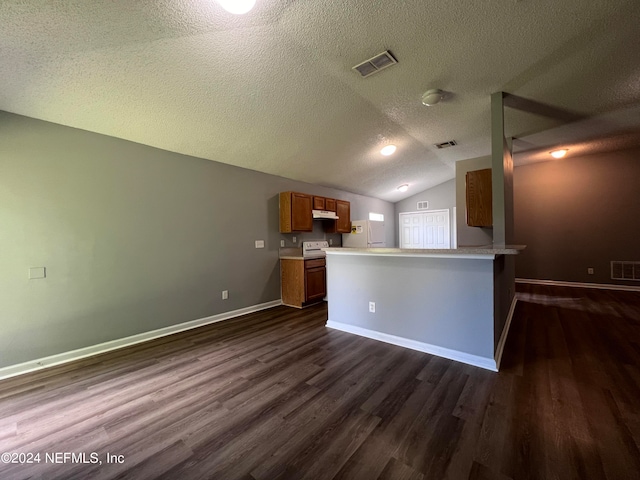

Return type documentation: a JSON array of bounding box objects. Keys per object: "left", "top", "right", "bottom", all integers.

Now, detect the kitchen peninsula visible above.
[{"left": 324, "top": 246, "right": 524, "bottom": 371}]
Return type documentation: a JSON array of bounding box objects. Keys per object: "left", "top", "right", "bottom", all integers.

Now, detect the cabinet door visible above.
[
  {"left": 466, "top": 169, "right": 492, "bottom": 227},
  {"left": 281, "top": 259, "right": 305, "bottom": 307},
  {"left": 305, "top": 266, "right": 326, "bottom": 302},
  {"left": 335, "top": 200, "right": 351, "bottom": 233},
  {"left": 313, "top": 196, "right": 325, "bottom": 210},
  {"left": 291, "top": 193, "right": 313, "bottom": 231},
  {"left": 325, "top": 198, "right": 336, "bottom": 212},
  {"left": 323, "top": 200, "right": 351, "bottom": 234}
]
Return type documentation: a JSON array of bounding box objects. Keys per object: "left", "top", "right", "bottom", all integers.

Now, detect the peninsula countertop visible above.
[
  {"left": 324, "top": 244, "right": 525, "bottom": 371},
  {"left": 323, "top": 245, "right": 525, "bottom": 259}
]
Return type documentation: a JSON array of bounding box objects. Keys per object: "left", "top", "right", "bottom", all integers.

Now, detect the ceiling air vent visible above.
[
  {"left": 417, "top": 201, "right": 429, "bottom": 210},
  {"left": 352, "top": 51, "right": 397, "bottom": 78},
  {"left": 434, "top": 140, "right": 458, "bottom": 149}
]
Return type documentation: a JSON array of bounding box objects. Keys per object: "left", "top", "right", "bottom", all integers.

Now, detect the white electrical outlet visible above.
[
  {"left": 587, "top": 267, "right": 594, "bottom": 275},
  {"left": 292, "top": 236, "right": 297, "bottom": 243},
  {"left": 369, "top": 301, "right": 375, "bottom": 313},
  {"left": 255, "top": 240, "right": 265, "bottom": 248},
  {"left": 222, "top": 290, "right": 228, "bottom": 300},
  {"left": 329, "top": 238, "right": 333, "bottom": 246},
  {"left": 280, "top": 240, "right": 285, "bottom": 247}
]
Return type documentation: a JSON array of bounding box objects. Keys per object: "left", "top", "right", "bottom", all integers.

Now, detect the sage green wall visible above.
[
  {"left": 514, "top": 147, "right": 640, "bottom": 286},
  {"left": 0, "top": 111, "right": 394, "bottom": 368}
]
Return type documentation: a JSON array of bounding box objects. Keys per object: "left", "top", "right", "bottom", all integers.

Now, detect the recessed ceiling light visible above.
[
  {"left": 397, "top": 184, "right": 409, "bottom": 192},
  {"left": 550, "top": 149, "right": 568, "bottom": 158},
  {"left": 380, "top": 145, "right": 397, "bottom": 156},
  {"left": 216, "top": 0, "right": 256, "bottom": 14}
]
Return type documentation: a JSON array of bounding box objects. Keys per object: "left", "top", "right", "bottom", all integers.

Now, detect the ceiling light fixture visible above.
[
  {"left": 397, "top": 184, "right": 409, "bottom": 192},
  {"left": 216, "top": 0, "right": 256, "bottom": 14},
  {"left": 550, "top": 149, "right": 568, "bottom": 158},
  {"left": 421, "top": 89, "right": 444, "bottom": 106},
  {"left": 380, "top": 145, "right": 397, "bottom": 156}
]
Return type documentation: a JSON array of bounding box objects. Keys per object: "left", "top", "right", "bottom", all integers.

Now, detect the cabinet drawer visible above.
[{"left": 304, "top": 258, "right": 326, "bottom": 269}]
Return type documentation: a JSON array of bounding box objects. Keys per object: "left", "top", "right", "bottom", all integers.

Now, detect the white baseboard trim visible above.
[
  {"left": 516, "top": 278, "right": 640, "bottom": 292},
  {"left": 0, "top": 300, "right": 282, "bottom": 381},
  {"left": 326, "top": 320, "right": 497, "bottom": 372},
  {"left": 494, "top": 296, "right": 517, "bottom": 371}
]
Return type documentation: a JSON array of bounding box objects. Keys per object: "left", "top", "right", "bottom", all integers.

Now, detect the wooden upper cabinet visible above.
[
  {"left": 466, "top": 168, "right": 493, "bottom": 227},
  {"left": 280, "top": 192, "right": 313, "bottom": 232},
  {"left": 325, "top": 199, "right": 351, "bottom": 233},
  {"left": 335, "top": 200, "right": 351, "bottom": 233},
  {"left": 325, "top": 198, "right": 336, "bottom": 212},
  {"left": 313, "top": 196, "right": 325, "bottom": 210},
  {"left": 280, "top": 191, "right": 349, "bottom": 233}
]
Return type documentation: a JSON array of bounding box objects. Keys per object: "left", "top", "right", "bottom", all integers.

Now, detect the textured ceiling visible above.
[{"left": 1, "top": 0, "right": 639, "bottom": 201}]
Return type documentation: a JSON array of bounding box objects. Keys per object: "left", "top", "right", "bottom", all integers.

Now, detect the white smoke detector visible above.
[{"left": 422, "top": 89, "right": 444, "bottom": 106}]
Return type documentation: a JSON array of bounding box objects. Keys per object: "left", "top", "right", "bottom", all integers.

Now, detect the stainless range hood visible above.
[{"left": 312, "top": 209, "right": 339, "bottom": 220}]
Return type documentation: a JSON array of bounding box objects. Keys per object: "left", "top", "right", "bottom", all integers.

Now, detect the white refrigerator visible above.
[{"left": 342, "top": 220, "right": 386, "bottom": 248}]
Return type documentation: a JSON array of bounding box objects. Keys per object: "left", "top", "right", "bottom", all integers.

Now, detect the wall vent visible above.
[
  {"left": 434, "top": 140, "right": 458, "bottom": 149},
  {"left": 611, "top": 261, "right": 640, "bottom": 281},
  {"left": 417, "top": 201, "right": 429, "bottom": 210},
  {"left": 352, "top": 51, "right": 397, "bottom": 78}
]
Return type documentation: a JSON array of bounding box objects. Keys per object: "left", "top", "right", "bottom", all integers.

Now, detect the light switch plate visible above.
[
  {"left": 255, "top": 240, "right": 265, "bottom": 248},
  {"left": 280, "top": 240, "right": 285, "bottom": 247},
  {"left": 29, "top": 267, "right": 46, "bottom": 279}
]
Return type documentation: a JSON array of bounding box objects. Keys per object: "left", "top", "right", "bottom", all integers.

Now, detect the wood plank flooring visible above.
[{"left": 0, "top": 284, "right": 639, "bottom": 479}]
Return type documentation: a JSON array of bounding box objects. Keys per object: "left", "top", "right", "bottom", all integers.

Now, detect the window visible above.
[{"left": 369, "top": 212, "right": 384, "bottom": 222}]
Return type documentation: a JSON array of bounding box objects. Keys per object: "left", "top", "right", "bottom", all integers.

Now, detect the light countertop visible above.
[{"left": 323, "top": 245, "right": 525, "bottom": 259}]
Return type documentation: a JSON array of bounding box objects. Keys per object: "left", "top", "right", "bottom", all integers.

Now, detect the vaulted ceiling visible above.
[{"left": 2, "top": 0, "right": 639, "bottom": 201}]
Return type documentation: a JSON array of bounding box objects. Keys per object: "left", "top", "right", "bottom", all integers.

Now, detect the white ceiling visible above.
[{"left": 1, "top": 0, "right": 639, "bottom": 202}]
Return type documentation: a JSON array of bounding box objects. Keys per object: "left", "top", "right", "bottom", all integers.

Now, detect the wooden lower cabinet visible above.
[{"left": 281, "top": 258, "right": 326, "bottom": 308}]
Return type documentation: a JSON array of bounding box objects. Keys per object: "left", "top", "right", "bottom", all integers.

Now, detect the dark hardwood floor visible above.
[{"left": 1, "top": 284, "right": 639, "bottom": 479}]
